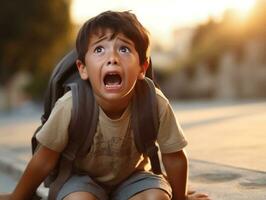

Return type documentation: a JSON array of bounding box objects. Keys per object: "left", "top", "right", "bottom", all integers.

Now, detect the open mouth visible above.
[{"left": 103, "top": 73, "right": 122, "bottom": 88}]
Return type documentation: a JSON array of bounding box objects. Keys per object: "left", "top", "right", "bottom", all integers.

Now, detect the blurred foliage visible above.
[
  {"left": 0, "top": 0, "right": 74, "bottom": 99},
  {"left": 182, "top": 0, "right": 266, "bottom": 74}
]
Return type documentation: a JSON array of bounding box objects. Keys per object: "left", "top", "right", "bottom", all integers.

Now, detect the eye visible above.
[
  {"left": 119, "top": 46, "right": 130, "bottom": 53},
  {"left": 94, "top": 46, "right": 104, "bottom": 54}
]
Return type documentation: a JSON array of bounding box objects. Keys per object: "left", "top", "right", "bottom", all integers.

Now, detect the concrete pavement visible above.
[
  {"left": 172, "top": 100, "right": 266, "bottom": 172},
  {"left": 0, "top": 100, "right": 266, "bottom": 199}
]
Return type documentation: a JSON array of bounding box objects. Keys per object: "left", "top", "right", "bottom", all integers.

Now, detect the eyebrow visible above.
[
  {"left": 90, "top": 36, "right": 108, "bottom": 46},
  {"left": 90, "top": 34, "right": 134, "bottom": 47},
  {"left": 118, "top": 37, "right": 134, "bottom": 46}
]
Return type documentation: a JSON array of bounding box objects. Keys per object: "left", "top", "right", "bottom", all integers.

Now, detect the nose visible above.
[
  {"left": 107, "top": 59, "right": 118, "bottom": 65},
  {"left": 107, "top": 49, "right": 119, "bottom": 65}
]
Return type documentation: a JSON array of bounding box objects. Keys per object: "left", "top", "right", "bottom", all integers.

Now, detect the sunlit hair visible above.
[{"left": 76, "top": 10, "right": 150, "bottom": 65}]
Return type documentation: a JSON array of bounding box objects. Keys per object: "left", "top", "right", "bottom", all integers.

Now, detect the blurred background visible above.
[{"left": 0, "top": 0, "right": 265, "bottom": 109}]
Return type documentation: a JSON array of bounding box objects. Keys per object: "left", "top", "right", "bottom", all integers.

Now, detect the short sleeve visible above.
[
  {"left": 36, "top": 91, "right": 72, "bottom": 152},
  {"left": 156, "top": 89, "right": 188, "bottom": 153}
]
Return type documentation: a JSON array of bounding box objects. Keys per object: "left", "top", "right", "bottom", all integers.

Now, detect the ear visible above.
[
  {"left": 138, "top": 60, "right": 149, "bottom": 80},
  {"left": 76, "top": 59, "right": 89, "bottom": 80}
]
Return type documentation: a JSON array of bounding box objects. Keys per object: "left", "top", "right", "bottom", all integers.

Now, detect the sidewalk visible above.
[{"left": 0, "top": 100, "right": 266, "bottom": 199}]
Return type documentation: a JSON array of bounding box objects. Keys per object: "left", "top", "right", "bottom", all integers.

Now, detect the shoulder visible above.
[
  {"left": 58, "top": 90, "right": 72, "bottom": 103},
  {"left": 55, "top": 91, "right": 73, "bottom": 109},
  {"left": 49, "top": 91, "right": 73, "bottom": 117},
  {"left": 155, "top": 88, "right": 188, "bottom": 152},
  {"left": 155, "top": 88, "right": 169, "bottom": 104}
]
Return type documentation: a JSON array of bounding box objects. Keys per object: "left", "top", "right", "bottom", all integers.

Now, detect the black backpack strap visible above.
[
  {"left": 48, "top": 80, "right": 99, "bottom": 200},
  {"left": 132, "top": 77, "right": 162, "bottom": 174},
  {"left": 31, "top": 50, "right": 78, "bottom": 155},
  {"left": 44, "top": 50, "right": 78, "bottom": 120}
]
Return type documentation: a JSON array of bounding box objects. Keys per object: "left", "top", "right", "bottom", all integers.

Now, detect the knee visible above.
[{"left": 148, "top": 190, "right": 170, "bottom": 200}]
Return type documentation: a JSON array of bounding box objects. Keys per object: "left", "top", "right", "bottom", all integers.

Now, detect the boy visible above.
[{"left": 0, "top": 11, "right": 210, "bottom": 200}]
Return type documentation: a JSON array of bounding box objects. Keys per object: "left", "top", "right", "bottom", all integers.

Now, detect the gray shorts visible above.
[{"left": 56, "top": 171, "right": 172, "bottom": 200}]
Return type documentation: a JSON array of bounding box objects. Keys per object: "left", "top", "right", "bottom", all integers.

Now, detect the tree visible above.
[{"left": 0, "top": 0, "right": 73, "bottom": 99}]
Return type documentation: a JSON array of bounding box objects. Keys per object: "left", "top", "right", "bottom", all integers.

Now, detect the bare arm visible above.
[
  {"left": 162, "top": 150, "right": 188, "bottom": 200},
  {"left": 162, "top": 150, "right": 211, "bottom": 200},
  {"left": 5, "top": 145, "right": 60, "bottom": 200}
]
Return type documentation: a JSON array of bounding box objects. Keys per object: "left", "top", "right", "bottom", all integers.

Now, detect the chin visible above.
[
  {"left": 103, "top": 94, "right": 125, "bottom": 101},
  {"left": 105, "top": 91, "right": 133, "bottom": 102}
]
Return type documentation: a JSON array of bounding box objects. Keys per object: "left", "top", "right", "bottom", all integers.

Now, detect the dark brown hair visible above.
[{"left": 76, "top": 10, "right": 150, "bottom": 65}]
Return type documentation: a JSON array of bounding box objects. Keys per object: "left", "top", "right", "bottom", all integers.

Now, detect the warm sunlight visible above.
[
  {"left": 222, "top": 0, "right": 257, "bottom": 19},
  {"left": 225, "top": 0, "right": 257, "bottom": 13},
  {"left": 71, "top": 0, "right": 256, "bottom": 24},
  {"left": 71, "top": 0, "right": 257, "bottom": 44}
]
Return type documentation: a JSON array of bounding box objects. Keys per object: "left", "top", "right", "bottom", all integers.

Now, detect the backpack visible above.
[{"left": 31, "top": 49, "right": 162, "bottom": 200}]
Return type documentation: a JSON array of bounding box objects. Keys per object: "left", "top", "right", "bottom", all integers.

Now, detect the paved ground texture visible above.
[{"left": 0, "top": 100, "right": 266, "bottom": 199}]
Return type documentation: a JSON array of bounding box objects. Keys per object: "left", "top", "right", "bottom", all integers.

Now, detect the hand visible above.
[
  {"left": 187, "top": 191, "right": 211, "bottom": 200},
  {"left": 0, "top": 193, "right": 11, "bottom": 200}
]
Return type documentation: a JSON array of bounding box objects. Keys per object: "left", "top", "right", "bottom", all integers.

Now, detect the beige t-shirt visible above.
[{"left": 36, "top": 88, "right": 187, "bottom": 186}]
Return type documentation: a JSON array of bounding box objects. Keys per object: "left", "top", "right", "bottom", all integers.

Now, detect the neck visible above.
[
  {"left": 102, "top": 105, "right": 127, "bottom": 119},
  {"left": 95, "top": 95, "right": 133, "bottom": 120}
]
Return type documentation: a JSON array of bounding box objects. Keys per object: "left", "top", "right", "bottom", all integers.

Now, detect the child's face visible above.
[{"left": 77, "top": 29, "right": 147, "bottom": 105}]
